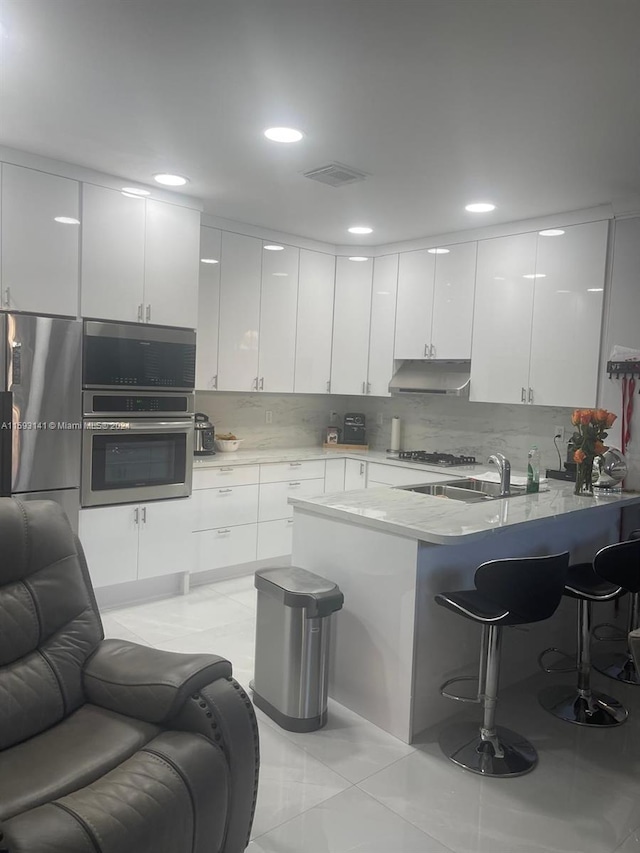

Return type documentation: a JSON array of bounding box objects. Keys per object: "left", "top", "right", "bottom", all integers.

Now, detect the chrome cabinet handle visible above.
[
  {"left": 220, "top": 467, "right": 234, "bottom": 472},
  {"left": 211, "top": 374, "right": 218, "bottom": 390},
  {"left": 218, "top": 488, "right": 233, "bottom": 494},
  {"left": 259, "top": 377, "right": 264, "bottom": 391},
  {"left": 134, "top": 507, "right": 139, "bottom": 525},
  {"left": 137, "top": 304, "right": 143, "bottom": 322},
  {"left": 145, "top": 304, "right": 151, "bottom": 323},
  {"left": 366, "top": 381, "right": 371, "bottom": 394},
  {"left": 359, "top": 462, "right": 365, "bottom": 476},
  {"left": 287, "top": 518, "right": 294, "bottom": 525},
  {"left": 424, "top": 343, "right": 429, "bottom": 357},
  {"left": 521, "top": 387, "right": 527, "bottom": 403},
  {"left": 217, "top": 528, "right": 231, "bottom": 535},
  {"left": 3, "top": 287, "right": 10, "bottom": 307},
  {"left": 430, "top": 344, "right": 436, "bottom": 358},
  {"left": 362, "top": 381, "right": 366, "bottom": 394},
  {"left": 326, "top": 380, "right": 331, "bottom": 392},
  {"left": 141, "top": 506, "right": 147, "bottom": 524},
  {"left": 289, "top": 462, "right": 302, "bottom": 467},
  {"left": 288, "top": 481, "right": 301, "bottom": 487},
  {"left": 528, "top": 387, "right": 534, "bottom": 404},
  {"left": 252, "top": 377, "right": 258, "bottom": 391}
]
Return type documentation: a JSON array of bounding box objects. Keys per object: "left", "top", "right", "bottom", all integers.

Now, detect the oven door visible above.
[{"left": 81, "top": 418, "right": 194, "bottom": 507}]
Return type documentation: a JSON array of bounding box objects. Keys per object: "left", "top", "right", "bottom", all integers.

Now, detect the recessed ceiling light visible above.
[
  {"left": 264, "top": 244, "right": 284, "bottom": 251},
  {"left": 427, "top": 248, "right": 450, "bottom": 255},
  {"left": 153, "top": 173, "right": 189, "bottom": 187},
  {"left": 121, "top": 187, "right": 151, "bottom": 197},
  {"left": 349, "top": 256, "right": 368, "bottom": 262},
  {"left": 200, "top": 258, "right": 219, "bottom": 264},
  {"left": 54, "top": 216, "right": 80, "bottom": 224},
  {"left": 465, "top": 202, "right": 496, "bottom": 213},
  {"left": 264, "top": 127, "right": 304, "bottom": 143},
  {"left": 348, "top": 226, "right": 373, "bottom": 235},
  {"left": 539, "top": 229, "right": 565, "bottom": 237},
  {"left": 556, "top": 290, "right": 571, "bottom": 294},
  {"left": 523, "top": 273, "right": 546, "bottom": 279},
  {"left": 588, "top": 288, "right": 604, "bottom": 292}
]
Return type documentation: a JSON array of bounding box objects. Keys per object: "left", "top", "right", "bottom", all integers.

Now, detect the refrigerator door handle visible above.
[{"left": 0, "top": 391, "right": 13, "bottom": 496}]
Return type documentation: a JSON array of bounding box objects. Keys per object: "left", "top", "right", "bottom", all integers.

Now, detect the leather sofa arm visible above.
[
  {"left": 630, "top": 629, "right": 640, "bottom": 671},
  {"left": 83, "top": 639, "right": 232, "bottom": 724}
]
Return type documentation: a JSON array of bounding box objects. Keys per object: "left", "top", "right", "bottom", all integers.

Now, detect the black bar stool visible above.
[
  {"left": 435, "top": 551, "right": 570, "bottom": 778},
  {"left": 539, "top": 540, "right": 633, "bottom": 727},
  {"left": 592, "top": 531, "right": 640, "bottom": 685}
]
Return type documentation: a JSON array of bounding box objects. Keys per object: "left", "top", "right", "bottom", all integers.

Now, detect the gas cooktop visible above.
[{"left": 389, "top": 450, "right": 478, "bottom": 467}]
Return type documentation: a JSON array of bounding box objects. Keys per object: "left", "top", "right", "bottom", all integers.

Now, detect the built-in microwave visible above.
[
  {"left": 83, "top": 321, "right": 196, "bottom": 392},
  {"left": 81, "top": 392, "right": 194, "bottom": 507}
]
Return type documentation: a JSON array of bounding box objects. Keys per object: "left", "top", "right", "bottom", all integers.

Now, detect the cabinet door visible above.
[
  {"left": 257, "top": 518, "right": 294, "bottom": 561},
  {"left": 192, "top": 484, "right": 259, "bottom": 531},
  {"left": 144, "top": 200, "right": 200, "bottom": 328},
  {"left": 137, "top": 497, "right": 195, "bottom": 580},
  {"left": 258, "top": 243, "right": 299, "bottom": 392},
  {"left": 528, "top": 220, "right": 608, "bottom": 408},
  {"left": 194, "top": 524, "right": 258, "bottom": 574},
  {"left": 344, "top": 458, "right": 367, "bottom": 490},
  {"left": 367, "top": 254, "right": 399, "bottom": 396},
  {"left": 1, "top": 164, "right": 79, "bottom": 316},
  {"left": 78, "top": 505, "right": 139, "bottom": 588},
  {"left": 324, "top": 458, "right": 346, "bottom": 493},
  {"left": 330, "top": 257, "right": 373, "bottom": 395},
  {"left": 217, "top": 232, "right": 262, "bottom": 391},
  {"left": 258, "top": 478, "right": 325, "bottom": 522},
  {"left": 470, "top": 233, "right": 537, "bottom": 404},
  {"left": 431, "top": 242, "right": 477, "bottom": 360},
  {"left": 81, "top": 184, "right": 145, "bottom": 322},
  {"left": 196, "top": 227, "right": 222, "bottom": 390},
  {"left": 394, "top": 250, "right": 435, "bottom": 359},
  {"left": 295, "top": 250, "right": 335, "bottom": 393}
]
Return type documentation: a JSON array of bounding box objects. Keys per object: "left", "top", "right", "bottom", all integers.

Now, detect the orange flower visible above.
[
  {"left": 594, "top": 441, "right": 607, "bottom": 455},
  {"left": 605, "top": 412, "right": 617, "bottom": 428},
  {"left": 571, "top": 410, "right": 581, "bottom": 426},
  {"left": 573, "top": 449, "right": 586, "bottom": 464},
  {"left": 579, "top": 411, "right": 592, "bottom": 425},
  {"left": 594, "top": 409, "right": 608, "bottom": 424}
]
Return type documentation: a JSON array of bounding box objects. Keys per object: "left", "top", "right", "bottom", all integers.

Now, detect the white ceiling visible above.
[{"left": 0, "top": 0, "right": 639, "bottom": 245}]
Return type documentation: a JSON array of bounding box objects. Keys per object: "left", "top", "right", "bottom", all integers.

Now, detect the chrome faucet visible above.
[{"left": 488, "top": 453, "right": 511, "bottom": 497}]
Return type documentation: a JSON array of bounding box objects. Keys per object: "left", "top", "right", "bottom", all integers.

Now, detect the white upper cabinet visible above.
[
  {"left": 195, "top": 227, "right": 221, "bottom": 390},
  {"left": 217, "top": 231, "right": 262, "bottom": 392},
  {"left": 367, "top": 254, "right": 399, "bottom": 396},
  {"left": 143, "top": 200, "right": 200, "bottom": 328},
  {"left": 258, "top": 243, "right": 299, "bottom": 393},
  {"left": 295, "top": 250, "right": 335, "bottom": 394},
  {"left": 1, "top": 164, "right": 79, "bottom": 317},
  {"left": 81, "top": 184, "right": 146, "bottom": 322},
  {"left": 430, "top": 242, "right": 477, "bottom": 360},
  {"left": 394, "top": 250, "right": 435, "bottom": 359},
  {"left": 528, "top": 220, "right": 608, "bottom": 408},
  {"left": 470, "top": 232, "right": 537, "bottom": 404},
  {"left": 330, "top": 257, "right": 373, "bottom": 395}
]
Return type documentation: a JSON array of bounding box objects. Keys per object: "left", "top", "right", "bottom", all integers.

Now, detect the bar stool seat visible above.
[
  {"left": 435, "top": 551, "right": 570, "bottom": 778},
  {"left": 539, "top": 539, "right": 635, "bottom": 727}
]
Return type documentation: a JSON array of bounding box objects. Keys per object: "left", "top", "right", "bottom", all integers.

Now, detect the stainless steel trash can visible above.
[{"left": 252, "top": 566, "right": 344, "bottom": 732}]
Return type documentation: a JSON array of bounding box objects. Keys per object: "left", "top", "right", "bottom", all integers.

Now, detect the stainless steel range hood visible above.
[{"left": 388, "top": 360, "right": 471, "bottom": 395}]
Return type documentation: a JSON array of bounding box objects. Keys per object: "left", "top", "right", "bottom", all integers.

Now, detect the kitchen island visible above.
[{"left": 290, "top": 481, "right": 640, "bottom": 743}]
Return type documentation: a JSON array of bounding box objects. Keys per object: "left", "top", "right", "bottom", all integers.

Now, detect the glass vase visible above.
[{"left": 574, "top": 456, "right": 595, "bottom": 496}]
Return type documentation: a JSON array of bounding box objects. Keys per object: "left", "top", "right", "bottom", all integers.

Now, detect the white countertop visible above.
[
  {"left": 192, "top": 447, "right": 477, "bottom": 477},
  {"left": 289, "top": 481, "right": 640, "bottom": 545}
]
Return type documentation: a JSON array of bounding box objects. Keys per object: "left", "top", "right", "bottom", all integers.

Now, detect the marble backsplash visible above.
[{"left": 196, "top": 390, "right": 581, "bottom": 477}]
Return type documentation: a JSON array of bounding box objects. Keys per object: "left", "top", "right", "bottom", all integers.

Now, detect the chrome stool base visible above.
[
  {"left": 592, "top": 652, "right": 640, "bottom": 685},
  {"left": 539, "top": 684, "right": 628, "bottom": 727},
  {"left": 439, "top": 722, "right": 538, "bottom": 777}
]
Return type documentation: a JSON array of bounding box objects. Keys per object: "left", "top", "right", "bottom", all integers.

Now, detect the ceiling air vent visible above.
[{"left": 302, "top": 163, "right": 368, "bottom": 188}]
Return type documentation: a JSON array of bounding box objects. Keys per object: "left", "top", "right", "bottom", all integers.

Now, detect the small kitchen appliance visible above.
[
  {"left": 343, "top": 413, "right": 366, "bottom": 445},
  {"left": 391, "top": 450, "right": 477, "bottom": 467},
  {"left": 194, "top": 412, "right": 215, "bottom": 456}
]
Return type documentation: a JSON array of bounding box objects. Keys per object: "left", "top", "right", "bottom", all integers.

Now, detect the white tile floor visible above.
[{"left": 104, "top": 575, "right": 640, "bottom": 853}]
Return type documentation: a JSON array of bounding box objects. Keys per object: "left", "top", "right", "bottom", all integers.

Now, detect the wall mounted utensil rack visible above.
[{"left": 607, "top": 360, "right": 640, "bottom": 379}]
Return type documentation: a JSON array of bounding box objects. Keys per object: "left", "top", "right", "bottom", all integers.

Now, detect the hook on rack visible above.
[{"left": 607, "top": 360, "right": 640, "bottom": 381}]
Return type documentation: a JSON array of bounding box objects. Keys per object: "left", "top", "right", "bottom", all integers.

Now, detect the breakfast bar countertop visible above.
[{"left": 289, "top": 481, "right": 640, "bottom": 545}]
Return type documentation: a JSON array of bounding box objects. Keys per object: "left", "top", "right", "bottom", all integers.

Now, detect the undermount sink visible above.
[{"left": 398, "top": 478, "right": 528, "bottom": 502}]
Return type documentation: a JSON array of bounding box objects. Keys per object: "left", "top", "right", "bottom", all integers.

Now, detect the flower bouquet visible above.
[{"left": 570, "top": 408, "right": 617, "bottom": 495}]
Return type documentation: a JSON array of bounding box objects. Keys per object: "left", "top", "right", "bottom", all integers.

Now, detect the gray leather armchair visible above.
[{"left": 0, "top": 499, "right": 259, "bottom": 853}]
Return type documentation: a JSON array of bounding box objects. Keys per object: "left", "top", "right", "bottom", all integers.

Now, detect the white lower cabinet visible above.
[
  {"left": 344, "top": 458, "right": 367, "bottom": 490},
  {"left": 257, "top": 518, "right": 294, "bottom": 561},
  {"left": 195, "top": 524, "right": 259, "bottom": 574},
  {"left": 79, "top": 498, "right": 193, "bottom": 589},
  {"left": 192, "top": 484, "right": 259, "bottom": 531},
  {"left": 258, "top": 478, "right": 325, "bottom": 522},
  {"left": 324, "top": 458, "right": 346, "bottom": 492}
]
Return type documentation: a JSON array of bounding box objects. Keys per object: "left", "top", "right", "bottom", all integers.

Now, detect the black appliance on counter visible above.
[
  {"left": 393, "top": 450, "right": 477, "bottom": 467},
  {"left": 343, "top": 413, "right": 366, "bottom": 445},
  {"left": 194, "top": 412, "right": 215, "bottom": 456}
]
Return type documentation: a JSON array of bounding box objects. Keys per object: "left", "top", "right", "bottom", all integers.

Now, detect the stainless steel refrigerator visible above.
[{"left": 0, "top": 314, "right": 82, "bottom": 530}]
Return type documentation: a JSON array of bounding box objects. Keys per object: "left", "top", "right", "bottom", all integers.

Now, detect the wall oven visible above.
[{"left": 81, "top": 392, "right": 194, "bottom": 507}]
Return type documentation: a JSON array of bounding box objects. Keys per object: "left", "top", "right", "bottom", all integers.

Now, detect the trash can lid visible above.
[{"left": 255, "top": 566, "right": 344, "bottom": 616}]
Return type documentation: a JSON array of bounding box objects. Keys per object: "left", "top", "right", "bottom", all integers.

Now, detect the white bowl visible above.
[{"left": 215, "top": 439, "right": 243, "bottom": 452}]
